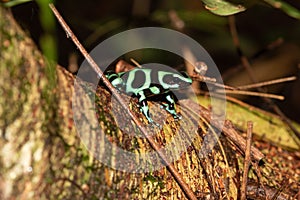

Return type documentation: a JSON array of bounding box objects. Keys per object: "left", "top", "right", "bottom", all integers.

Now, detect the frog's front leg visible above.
[
  {"left": 105, "top": 70, "right": 124, "bottom": 90},
  {"left": 136, "top": 90, "right": 154, "bottom": 124},
  {"left": 161, "top": 92, "right": 182, "bottom": 120}
]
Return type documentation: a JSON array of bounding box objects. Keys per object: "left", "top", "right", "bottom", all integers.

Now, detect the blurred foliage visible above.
[
  {"left": 2, "top": 0, "right": 32, "bottom": 7},
  {"left": 35, "top": 0, "right": 57, "bottom": 61},
  {"left": 2, "top": 0, "right": 57, "bottom": 62},
  {"left": 8, "top": 0, "right": 300, "bottom": 66},
  {"left": 152, "top": 10, "right": 227, "bottom": 32},
  {"left": 201, "top": 0, "right": 300, "bottom": 20},
  {"left": 263, "top": 0, "right": 300, "bottom": 19},
  {"left": 5, "top": 0, "right": 300, "bottom": 65}
]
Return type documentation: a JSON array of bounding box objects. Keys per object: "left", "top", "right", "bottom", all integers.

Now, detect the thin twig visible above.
[
  {"left": 49, "top": 4, "right": 198, "bottom": 200},
  {"left": 228, "top": 15, "right": 300, "bottom": 142},
  {"left": 189, "top": 74, "right": 217, "bottom": 84},
  {"left": 223, "top": 120, "right": 264, "bottom": 161},
  {"left": 130, "top": 58, "right": 142, "bottom": 68},
  {"left": 241, "top": 121, "right": 253, "bottom": 200},
  {"left": 237, "top": 76, "right": 296, "bottom": 90},
  {"left": 217, "top": 89, "right": 285, "bottom": 100},
  {"left": 215, "top": 76, "right": 296, "bottom": 100},
  {"left": 204, "top": 76, "right": 295, "bottom": 99}
]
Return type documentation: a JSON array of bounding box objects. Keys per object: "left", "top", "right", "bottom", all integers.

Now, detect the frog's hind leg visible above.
[
  {"left": 136, "top": 90, "right": 154, "bottom": 124},
  {"left": 161, "top": 92, "right": 182, "bottom": 120}
]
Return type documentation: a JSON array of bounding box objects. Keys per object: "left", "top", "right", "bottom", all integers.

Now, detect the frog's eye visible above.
[{"left": 173, "top": 77, "right": 184, "bottom": 84}]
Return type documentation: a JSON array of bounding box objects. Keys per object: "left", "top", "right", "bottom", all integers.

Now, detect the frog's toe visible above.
[
  {"left": 160, "top": 103, "right": 168, "bottom": 109},
  {"left": 173, "top": 113, "right": 182, "bottom": 120}
]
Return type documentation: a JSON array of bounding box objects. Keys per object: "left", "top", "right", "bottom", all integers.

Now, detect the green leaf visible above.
[
  {"left": 264, "top": 0, "right": 300, "bottom": 20},
  {"left": 201, "top": 0, "right": 246, "bottom": 16}
]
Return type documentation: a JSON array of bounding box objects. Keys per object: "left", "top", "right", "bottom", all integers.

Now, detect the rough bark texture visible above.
[{"left": 0, "top": 6, "right": 299, "bottom": 200}]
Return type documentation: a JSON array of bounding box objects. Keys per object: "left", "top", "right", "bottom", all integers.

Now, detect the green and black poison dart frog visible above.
[{"left": 105, "top": 67, "right": 192, "bottom": 126}]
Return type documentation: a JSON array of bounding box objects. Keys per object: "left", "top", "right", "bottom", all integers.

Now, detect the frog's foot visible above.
[
  {"left": 139, "top": 110, "right": 161, "bottom": 128},
  {"left": 172, "top": 113, "right": 182, "bottom": 120},
  {"left": 160, "top": 103, "right": 170, "bottom": 111},
  {"left": 161, "top": 103, "right": 182, "bottom": 121}
]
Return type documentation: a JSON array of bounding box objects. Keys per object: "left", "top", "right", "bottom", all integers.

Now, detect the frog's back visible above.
[{"left": 119, "top": 68, "right": 153, "bottom": 95}]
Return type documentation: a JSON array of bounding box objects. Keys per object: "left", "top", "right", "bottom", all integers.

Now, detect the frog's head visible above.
[
  {"left": 158, "top": 71, "right": 192, "bottom": 90},
  {"left": 105, "top": 70, "right": 124, "bottom": 88}
]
